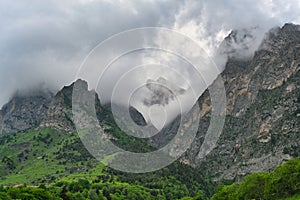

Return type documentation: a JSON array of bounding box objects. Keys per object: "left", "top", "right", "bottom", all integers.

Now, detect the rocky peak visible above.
[
  {"left": 40, "top": 79, "right": 90, "bottom": 133},
  {"left": 0, "top": 79, "right": 93, "bottom": 134},
  {"left": 0, "top": 91, "right": 53, "bottom": 134},
  {"left": 218, "top": 26, "right": 266, "bottom": 61},
  {"left": 281, "top": 23, "right": 300, "bottom": 33}
]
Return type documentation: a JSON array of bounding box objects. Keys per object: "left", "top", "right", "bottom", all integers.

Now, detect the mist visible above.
[{"left": 1, "top": 0, "right": 300, "bottom": 126}]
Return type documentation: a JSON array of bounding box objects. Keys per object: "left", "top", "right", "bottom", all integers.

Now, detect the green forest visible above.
[
  {"left": 0, "top": 158, "right": 300, "bottom": 199},
  {"left": 0, "top": 126, "right": 299, "bottom": 199}
]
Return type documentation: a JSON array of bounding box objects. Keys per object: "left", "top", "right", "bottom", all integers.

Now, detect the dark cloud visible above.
[
  {"left": 0, "top": 0, "right": 182, "bottom": 107},
  {"left": 0, "top": 0, "right": 299, "bottom": 116}
]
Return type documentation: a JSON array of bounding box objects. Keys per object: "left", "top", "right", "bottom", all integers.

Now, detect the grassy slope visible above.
[
  {"left": 0, "top": 128, "right": 213, "bottom": 199},
  {"left": 3, "top": 127, "right": 300, "bottom": 199}
]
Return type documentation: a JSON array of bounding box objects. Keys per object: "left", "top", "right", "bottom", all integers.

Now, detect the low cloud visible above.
[{"left": 0, "top": 0, "right": 300, "bottom": 125}]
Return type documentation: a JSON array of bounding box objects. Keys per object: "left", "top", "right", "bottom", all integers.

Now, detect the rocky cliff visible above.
[
  {"left": 185, "top": 23, "right": 300, "bottom": 181},
  {"left": 0, "top": 91, "right": 52, "bottom": 134},
  {"left": 39, "top": 81, "right": 77, "bottom": 133}
]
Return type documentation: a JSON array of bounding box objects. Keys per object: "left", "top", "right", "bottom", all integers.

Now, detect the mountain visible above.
[
  {"left": 184, "top": 23, "right": 300, "bottom": 180},
  {"left": 0, "top": 81, "right": 214, "bottom": 199},
  {"left": 0, "top": 79, "right": 102, "bottom": 134},
  {"left": 0, "top": 91, "right": 53, "bottom": 134},
  {"left": 0, "top": 23, "right": 299, "bottom": 199},
  {"left": 39, "top": 79, "right": 100, "bottom": 133}
]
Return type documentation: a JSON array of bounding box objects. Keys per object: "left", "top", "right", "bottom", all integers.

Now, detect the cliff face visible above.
[
  {"left": 39, "top": 82, "right": 76, "bottom": 133},
  {"left": 0, "top": 80, "right": 89, "bottom": 134},
  {"left": 39, "top": 79, "right": 106, "bottom": 134},
  {"left": 0, "top": 92, "right": 52, "bottom": 134},
  {"left": 0, "top": 79, "right": 104, "bottom": 134},
  {"left": 185, "top": 23, "right": 300, "bottom": 180}
]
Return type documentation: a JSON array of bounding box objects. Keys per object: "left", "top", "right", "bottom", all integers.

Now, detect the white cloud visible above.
[{"left": 0, "top": 0, "right": 299, "bottom": 112}]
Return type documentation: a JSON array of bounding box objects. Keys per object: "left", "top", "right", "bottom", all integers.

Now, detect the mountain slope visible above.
[{"left": 0, "top": 82, "right": 214, "bottom": 199}]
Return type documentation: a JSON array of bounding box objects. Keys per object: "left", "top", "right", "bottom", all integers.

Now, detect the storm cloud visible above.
[{"left": 0, "top": 0, "right": 299, "bottom": 113}]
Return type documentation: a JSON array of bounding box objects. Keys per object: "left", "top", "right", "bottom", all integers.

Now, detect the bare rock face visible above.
[
  {"left": 39, "top": 82, "right": 75, "bottom": 133},
  {"left": 129, "top": 106, "right": 147, "bottom": 126},
  {"left": 40, "top": 79, "right": 103, "bottom": 133},
  {"left": 0, "top": 92, "right": 52, "bottom": 134},
  {"left": 184, "top": 23, "right": 300, "bottom": 181},
  {"left": 0, "top": 79, "right": 100, "bottom": 134}
]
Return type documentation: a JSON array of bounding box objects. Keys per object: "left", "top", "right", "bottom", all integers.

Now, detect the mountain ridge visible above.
[{"left": 0, "top": 23, "right": 299, "bottom": 182}]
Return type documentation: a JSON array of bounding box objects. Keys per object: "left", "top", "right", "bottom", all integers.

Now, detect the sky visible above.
[{"left": 0, "top": 0, "right": 300, "bottom": 126}]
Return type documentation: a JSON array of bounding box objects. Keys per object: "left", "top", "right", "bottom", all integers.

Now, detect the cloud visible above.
[
  {"left": 172, "top": 0, "right": 300, "bottom": 64},
  {"left": 0, "top": 0, "right": 299, "bottom": 125},
  {"left": 0, "top": 0, "right": 182, "bottom": 107}
]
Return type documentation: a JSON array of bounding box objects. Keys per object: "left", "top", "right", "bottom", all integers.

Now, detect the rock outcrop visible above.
[{"left": 0, "top": 91, "right": 52, "bottom": 134}]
